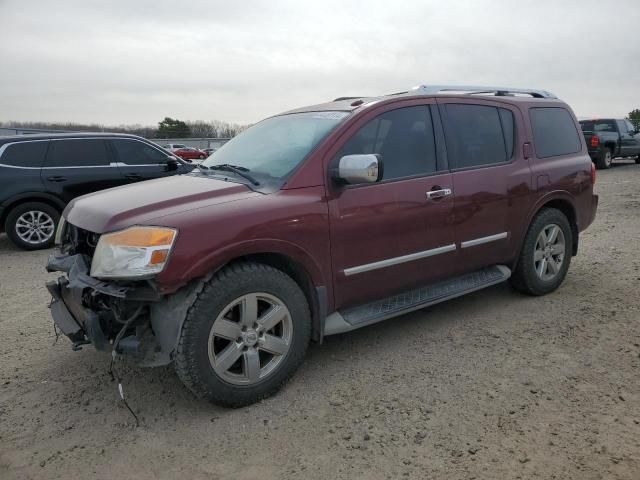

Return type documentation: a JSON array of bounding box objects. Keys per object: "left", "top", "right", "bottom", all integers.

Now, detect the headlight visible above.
[{"left": 90, "top": 226, "right": 177, "bottom": 279}]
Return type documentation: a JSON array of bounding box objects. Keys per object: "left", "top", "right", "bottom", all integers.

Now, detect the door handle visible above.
[
  {"left": 426, "top": 188, "right": 452, "bottom": 200},
  {"left": 46, "top": 176, "right": 67, "bottom": 182}
]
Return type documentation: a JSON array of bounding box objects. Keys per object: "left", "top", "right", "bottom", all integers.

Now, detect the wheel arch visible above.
[
  {"left": 512, "top": 193, "right": 579, "bottom": 270},
  {"left": 1, "top": 192, "right": 65, "bottom": 228},
  {"left": 170, "top": 240, "right": 330, "bottom": 343}
]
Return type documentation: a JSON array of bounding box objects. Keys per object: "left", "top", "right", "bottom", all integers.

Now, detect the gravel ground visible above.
[{"left": 1, "top": 160, "right": 639, "bottom": 480}]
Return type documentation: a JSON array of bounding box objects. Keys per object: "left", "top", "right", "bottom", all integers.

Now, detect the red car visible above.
[
  {"left": 173, "top": 147, "right": 207, "bottom": 161},
  {"left": 49, "top": 84, "right": 597, "bottom": 407}
]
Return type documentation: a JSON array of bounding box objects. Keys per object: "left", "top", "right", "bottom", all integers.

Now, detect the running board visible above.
[{"left": 324, "top": 265, "right": 511, "bottom": 336}]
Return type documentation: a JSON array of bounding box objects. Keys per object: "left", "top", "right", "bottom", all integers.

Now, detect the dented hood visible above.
[{"left": 64, "top": 174, "right": 259, "bottom": 233}]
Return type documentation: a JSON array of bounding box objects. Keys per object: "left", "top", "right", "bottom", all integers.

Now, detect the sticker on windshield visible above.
[{"left": 310, "top": 112, "right": 347, "bottom": 120}]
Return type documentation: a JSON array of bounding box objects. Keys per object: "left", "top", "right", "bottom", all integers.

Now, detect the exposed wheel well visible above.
[
  {"left": 1, "top": 196, "right": 63, "bottom": 230},
  {"left": 536, "top": 199, "right": 579, "bottom": 256},
  {"left": 228, "top": 253, "right": 323, "bottom": 342},
  {"left": 603, "top": 142, "right": 616, "bottom": 154}
]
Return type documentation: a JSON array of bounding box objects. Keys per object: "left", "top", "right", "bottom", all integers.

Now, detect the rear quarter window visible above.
[
  {"left": 0, "top": 141, "right": 49, "bottom": 168},
  {"left": 530, "top": 107, "right": 581, "bottom": 158}
]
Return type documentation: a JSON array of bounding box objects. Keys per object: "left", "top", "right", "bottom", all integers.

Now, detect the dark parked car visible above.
[
  {"left": 47, "top": 85, "right": 598, "bottom": 407},
  {"left": 0, "top": 133, "right": 192, "bottom": 250},
  {"left": 579, "top": 118, "right": 640, "bottom": 169}
]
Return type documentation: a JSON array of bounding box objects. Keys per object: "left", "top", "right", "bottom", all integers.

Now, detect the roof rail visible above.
[
  {"left": 408, "top": 84, "right": 557, "bottom": 99},
  {"left": 333, "top": 96, "right": 365, "bottom": 102}
]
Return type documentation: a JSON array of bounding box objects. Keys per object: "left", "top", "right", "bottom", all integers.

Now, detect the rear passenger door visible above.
[
  {"left": 618, "top": 120, "right": 640, "bottom": 156},
  {"left": 42, "top": 139, "right": 124, "bottom": 203},
  {"left": 437, "top": 100, "right": 532, "bottom": 272},
  {"left": 109, "top": 138, "right": 180, "bottom": 182}
]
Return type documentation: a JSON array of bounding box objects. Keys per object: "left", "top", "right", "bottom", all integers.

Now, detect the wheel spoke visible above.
[
  {"left": 534, "top": 249, "right": 544, "bottom": 262},
  {"left": 244, "top": 349, "right": 260, "bottom": 381},
  {"left": 538, "top": 230, "right": 548, "bottom": 245},
  {"left": 260, "top": 334, "right": 289, "bottom": 356},
  {"left": 240, "top": 294, "right": 258, "bottom": 326},
  {"left": 547, "top": 226, "right": 559, "bottom": 244},
  {"left": 536, "top": 258, "right": 547, "bottom": 277},
  {"left": 547, "top": 258, "right": 557, "bottom": 274},
  {"left": 213, "top": 342, "right": 243, "bottom": 374},
  {"left": 551, "top": 244, "right": 564, "bottom": 255},
  {"left": 258, "top": 305, "right": 286, "bottom": 332},
  {"left": 211, "top": 319, "right": 242, "bottom": 341}
]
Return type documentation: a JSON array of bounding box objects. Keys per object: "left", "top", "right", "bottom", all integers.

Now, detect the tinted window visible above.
[
  {"left": 339, "top": 106, "right": 437, "bottom": 180},
  {"left": 0, "top": 141, "right": 49, "bottom": 167},
  {"left": 617, "top": 120, "right": 628, "bottom": 133},
  {"left": 444, "top": 104, "right": 508, "bottom": 168},
  {"left": 499, "top": 108, "right": 515, "bottom": 160},
  {"left": 626, "top": 120, "right": 635, "bottom": 133},
  {"left": 46, "top": 139, "right": 110, "bottom": 167},
  {"left": 112, "top": 139, "right": 167, "bottom": 165},
  {"left": 530, "top": 108, "right": 581, "bottom": 158},
  {"left": 580, "top": 120, "right": 616, "bottom": 132}
]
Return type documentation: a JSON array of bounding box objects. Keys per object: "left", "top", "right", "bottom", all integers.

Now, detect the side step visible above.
[{"left": 324, "top": 265, "right": 511, "bottom": 336}]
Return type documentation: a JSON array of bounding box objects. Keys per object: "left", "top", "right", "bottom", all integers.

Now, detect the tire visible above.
[
  {"left": 175, "top": 262, "right": 311, "bottom": 407},
  {"left": 635, "top": 154, "right": 640, "bottom": 164},
  {"left": 510, "top": 208, "right": 573, "bottom": 296},
  {"left": 595, "top": 147, "right": 613, "bottom": 169},
  {"left": 4, "top": 202, "right": 60, "bottom": 250},
  {"left": 199, "top": 154, "right": 205, "bottom": 159}
]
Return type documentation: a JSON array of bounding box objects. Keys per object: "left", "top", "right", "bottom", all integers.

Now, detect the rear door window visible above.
[
  {"left": 338, "top": 105, "right": 437, "bottom": 180},
  {"left": 45, "top": 139, "right": 111, "bottom": 167},
  {"left": 112, "top": 139, "right": 168, "bottom": 165},
  {"left": 0, "top": 141, "right": 49, "bottom": 167},
  {"left": 529, "top": 108, "right": 581, "bottom": 158},
  {"left": 442, "top": 104, "right": 513, "bottom": 169}
]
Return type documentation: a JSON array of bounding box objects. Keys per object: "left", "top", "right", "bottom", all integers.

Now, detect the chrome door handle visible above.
[{"left": 426, "top": 188, "right": 452, "bottom": 200}]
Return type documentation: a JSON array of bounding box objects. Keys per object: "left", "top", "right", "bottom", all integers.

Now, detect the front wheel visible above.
[
  {"left": 510, "top": 208, "right": 573, "bottom": 296},
  {"left": 175, "top": 263, "right": 311, "bottom": 407}
]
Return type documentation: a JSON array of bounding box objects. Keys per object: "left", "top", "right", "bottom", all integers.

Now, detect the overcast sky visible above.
[{"left": 1, "top": 0, "right": 639, "bottom": 126}]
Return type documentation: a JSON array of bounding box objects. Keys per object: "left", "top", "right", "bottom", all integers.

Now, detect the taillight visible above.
[
  {"left": 591, "top": 135, "right": 600, "bottom": 148},
  {"left": 591, "top": 162, "right": 596, "bottom": 185}
]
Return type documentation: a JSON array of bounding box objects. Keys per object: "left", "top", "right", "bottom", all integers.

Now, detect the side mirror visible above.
[
  {"left": 166, "top": 157, "right": 180, "bottom": 171},
  {"left": 334, "top": 154, "right": 383, "bottom": 184}
]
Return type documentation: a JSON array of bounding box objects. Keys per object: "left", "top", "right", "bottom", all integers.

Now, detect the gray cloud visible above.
[{"left": 1, "top": 0, "right": 639, "bottom": 125}]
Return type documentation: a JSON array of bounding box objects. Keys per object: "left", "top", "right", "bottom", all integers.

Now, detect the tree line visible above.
[{"left": 0, "top": 117, "right": 250, "bottom": 139}]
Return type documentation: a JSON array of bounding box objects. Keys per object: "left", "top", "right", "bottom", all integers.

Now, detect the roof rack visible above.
[
  {"left": 407, "top": 84, "right": 557, "bottom": 99},
  {"left": 333, "top": 96, "right": 365, "bottom": 102}
]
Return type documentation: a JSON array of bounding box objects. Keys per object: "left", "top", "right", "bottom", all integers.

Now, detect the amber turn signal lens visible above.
[{"left": 149, "top": 249, "right": 169, "bottom": 265}]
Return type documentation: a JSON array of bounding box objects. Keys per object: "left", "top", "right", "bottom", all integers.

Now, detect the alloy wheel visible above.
[
  {"left": 207, "top": 292, "right": 293, "bottom": 386},
  {"left": 533, "top": 223, "right": 565, "bottom": 281},
  {"left": 15, "top": 210, "right": 55, "bottom": 245}
]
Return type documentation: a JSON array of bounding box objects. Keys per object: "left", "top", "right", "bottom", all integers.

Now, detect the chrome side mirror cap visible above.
[{"left": 335, "top": 154, "right": 383, "bottom": 184}]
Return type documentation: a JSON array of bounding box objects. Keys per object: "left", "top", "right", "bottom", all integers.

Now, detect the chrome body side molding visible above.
[
  {"left": 343, "top": 244, "right": 456, "bottom": 277},
  {"left": 460, "top": 232, "right": 508, "bottom": 249}
]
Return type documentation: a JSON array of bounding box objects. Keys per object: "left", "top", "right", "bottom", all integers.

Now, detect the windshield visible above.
[{"left": 201, "top": 111, "right": 349, "bottom": 180}]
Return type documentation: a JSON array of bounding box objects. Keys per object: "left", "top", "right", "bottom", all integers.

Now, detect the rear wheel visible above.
[
  {"left": 595, "top": 147, "right": 613, "bottom": 169},
  {"left": 510, "top": 208, "right": 573, "bottom": 296},
  {"left": 635, "top": 153, "right": 640, "bottom": 164},
  {"left": 4, "top": 202, "right": 60, "bottom": 250},
  {"left": 175, "top": 262, "right": 311, "bottom": 407}
]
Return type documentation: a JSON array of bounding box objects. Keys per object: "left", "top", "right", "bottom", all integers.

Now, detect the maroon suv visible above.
[{"left": 47, "top": 85, "right": 598, "bottom": 407}]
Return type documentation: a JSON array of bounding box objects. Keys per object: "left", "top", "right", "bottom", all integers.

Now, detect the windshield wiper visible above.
[{"left": 206, "top": 164, "right": 260, "bottom": 185}]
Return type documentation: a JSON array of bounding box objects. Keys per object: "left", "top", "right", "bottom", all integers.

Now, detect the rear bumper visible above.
[{"left": 587, "top": 194, "right": 599, "bottom": 229}]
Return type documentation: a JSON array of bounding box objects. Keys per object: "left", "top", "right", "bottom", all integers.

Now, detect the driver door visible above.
[{"left": 327, "top": 101, "right": 457, "bottom": 310}]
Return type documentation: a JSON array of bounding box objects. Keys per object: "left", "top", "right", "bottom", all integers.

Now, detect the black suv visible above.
[{"left": 0, "top": 133, "right": 192, "bottom": 250}]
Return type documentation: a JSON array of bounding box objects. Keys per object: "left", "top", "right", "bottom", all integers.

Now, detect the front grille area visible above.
[{"left": 60, "top": 222, "right": 100, "bottom": 258}]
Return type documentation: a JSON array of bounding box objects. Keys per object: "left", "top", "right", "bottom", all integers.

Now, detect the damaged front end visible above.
[{"left": 46, "top": 222, "right": 201, "bottom": 367}]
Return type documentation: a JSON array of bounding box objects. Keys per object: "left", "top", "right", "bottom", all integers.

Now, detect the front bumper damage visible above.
[{"left": 46, "top": 252, "right": 203, "bottom": 367}]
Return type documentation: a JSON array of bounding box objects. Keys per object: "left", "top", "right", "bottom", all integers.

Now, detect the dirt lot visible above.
[{"left": 1, "top": 161, "right": 639, "bottom": 480}]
